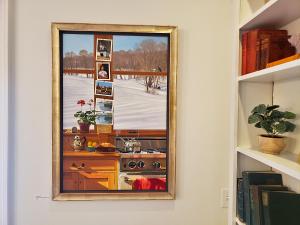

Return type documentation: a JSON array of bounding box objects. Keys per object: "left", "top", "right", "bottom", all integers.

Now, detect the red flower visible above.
[{"left": 77, "top": 99, "right": 85, "bottom": 106}]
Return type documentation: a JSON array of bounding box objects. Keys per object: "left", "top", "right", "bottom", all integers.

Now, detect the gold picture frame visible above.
[{"left": 52, "top": 23, "right": 177, "bottom": 200}]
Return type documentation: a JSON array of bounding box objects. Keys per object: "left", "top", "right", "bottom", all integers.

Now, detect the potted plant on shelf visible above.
[
  {"left": 248, "top": 104, "right": 296, "bottom": 155},
  {"left": 74, "top": 99, "right": 96, "bottom": 133}
]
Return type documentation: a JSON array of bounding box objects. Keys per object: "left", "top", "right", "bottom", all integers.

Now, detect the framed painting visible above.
[{"left": 52, "top": 23, "right": 177, "bottom": 200}]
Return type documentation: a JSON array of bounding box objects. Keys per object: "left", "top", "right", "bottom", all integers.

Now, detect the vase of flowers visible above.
[{"left": 74, "top": 99, "right": 96, "bottom": 133}]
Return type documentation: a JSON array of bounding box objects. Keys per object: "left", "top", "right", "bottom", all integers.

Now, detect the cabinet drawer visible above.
[
  {"left": 78, "top": 171, "right": 116, "bottom": 190},
  {"left": 63, "top": 159, "right": 116, "bottom": 172},
  {"left": 63, "top": 172, "right": 79, "bottom": 191}
]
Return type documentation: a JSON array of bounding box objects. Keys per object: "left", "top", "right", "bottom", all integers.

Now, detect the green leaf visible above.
[
  {"left": 273, "top": 121, "right": 286, "bottom": 134},
  {"left": 251, "top": 104, "right": 267, "bottom": 114},
  {"left": 285, "top": 121, "right": 296, "bottom": 132},
  {"left": 283, "top": 111, "right": 296, "bottom": 119},
  {"left": 261, "top": 120, "right": 273, "bottom": 134},
  {"left": 249, "top": 104, "right": 296, "bottom": 134},
  {"left": 266, "top": 105, "right": 280, "bottom": 111},
  {"left": 248, "top": 114, "right": 263, "bottom": 124},
  {"left": 255, "top": 122, "right": 261, "bottom": 128},
  {"left": 270, "top": 110, "right": 284, "bottom": 119}
]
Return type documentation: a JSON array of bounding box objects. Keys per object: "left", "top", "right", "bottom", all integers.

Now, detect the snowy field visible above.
[
  {"left": 63, "top": 75, "right": 167, "bottom": 129},
  {"left": 63, "top": 75, "right": 94, "bottom": 129},
  {"left": 113, "top": 78, "right": 167, "bottom": 130}
]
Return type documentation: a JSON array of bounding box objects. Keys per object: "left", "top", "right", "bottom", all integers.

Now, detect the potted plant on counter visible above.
[
  {"left": 74, "top": 99, "right": 96, "bottom": 133},
  {"left": 248, "top": 104, "right": 296, "bottom": 155}
]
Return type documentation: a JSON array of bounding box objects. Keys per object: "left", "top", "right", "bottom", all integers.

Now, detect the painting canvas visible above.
[{"left": 52, "top": 23, "right": 177, "bottom": 200}]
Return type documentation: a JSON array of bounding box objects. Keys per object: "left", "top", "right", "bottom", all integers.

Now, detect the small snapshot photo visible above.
[
  {"left": 96, "top": 99, "right": 113, "bottom": 112},
  {"left": 96, "top": 38, "right": 112, "bottom": 61},
  {"left": 96, "top": 62, "right": 110, "bottom": 80},
  {"left": 95, "top": 81, "right": 113, "bottom": 96},
  {"left": 96, "top": 112, "right": 113, "bottom": 125}
]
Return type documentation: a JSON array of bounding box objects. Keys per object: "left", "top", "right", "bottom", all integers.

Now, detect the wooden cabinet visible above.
[
  {"left": 78, "top": 171, "right": 115, "bottom": 190},
  {"left": 63, "top": 151, "right": 120, "bottom": 191},
  {"left": 63, "top": 171, "right": 116, "bottom": 191},
  {"left": 63, "top": 172, "right": 79, "bottom": 191},
  {"left": 64, "top": 159, "right": 116, "bottom": 172}
]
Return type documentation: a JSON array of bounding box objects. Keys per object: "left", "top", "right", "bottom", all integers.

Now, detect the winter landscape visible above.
[
  {"left": 63, "top": 75, "right": 167, "bottom": 130},
  {"left": 113, "top": 76, "right": 167, "bottom": 130}
]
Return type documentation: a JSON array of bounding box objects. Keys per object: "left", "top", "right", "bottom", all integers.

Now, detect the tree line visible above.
[
  {"left": 113, "top": 39, "right": 167, "bottom": 72},
  {"left": 113, "top": 39, "right": 168, "bottom": 94},
  {"left": 63, "top": 39, "right": 168, "bottom": 94},
  {"left": 63, "top": 39, "right": 168, "bottom": 72},
  {"left": 63, "top": 49, "right": 94, "bottom": 69}
]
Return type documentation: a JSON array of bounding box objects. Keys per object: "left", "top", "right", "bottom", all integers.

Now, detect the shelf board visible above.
[
  {"left": 237, "top": 147, "right": 300, "bottom": 180},
  {"left": 240, "top": 0, "right": 300, "bottom": 31},
  {"left": 238, "top": 59, "right": 300, "bottom": 82},
  {"left": 236, "top": 218, "right": 246, "bottom": 225}
]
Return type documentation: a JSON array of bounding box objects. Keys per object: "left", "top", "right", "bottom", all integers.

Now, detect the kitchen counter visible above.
[
  {"left": 64, "top": 151, "right": 166, "bottom": 159},
  {"left": 64, "top": 150, "right": 120, "bottom": 158},
  {"left": 120, "top": 153, "right": 166, "bottom": 159}
]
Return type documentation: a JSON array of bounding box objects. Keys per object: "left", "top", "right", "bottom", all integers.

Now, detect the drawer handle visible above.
[{"left": 71, "top": 163, "right": 85, "bottom": 170}]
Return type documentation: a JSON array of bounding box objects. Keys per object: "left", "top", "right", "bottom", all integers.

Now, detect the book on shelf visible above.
[
  {"left": 262, "top": 191, "right": 300, "bottom": 225},
  {"left": 249, "top": 185, "right": 288, "bottom": 225},
  {"left": 237, "top": 178, "right": 245, "bottom": 222},
  {"left": 242, "top": 32, "right": 248, "bottom": 75},
  {"left": 242, "top": 171, "right": 283, "bottom": 225},
  {"left": 241, "top": 29, "right": 295, "bottom": 75},
  {"left": 260, "top": 36, "right": 295, "bottom": 70},
  {"left": 266, "top": 54, "right": 300, "bottom": 68}
]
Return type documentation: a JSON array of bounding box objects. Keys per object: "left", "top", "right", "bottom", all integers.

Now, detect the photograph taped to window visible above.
[
  {"left": 96, "top": 62, "right": 110, "bottom": 80},
  {"left": 96, "top": 38, "right": 112, "bottom": 61}
]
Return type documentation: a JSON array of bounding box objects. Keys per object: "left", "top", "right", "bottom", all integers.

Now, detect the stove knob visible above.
[
  {"left": 152, "top": 161, "right": 161, "bottom": 169},
  {"left": 128, "top": 161, "right": 136, "bottom": 169},
  {"left": 137, "top": 161, "right": 145, "bottom": 168}
]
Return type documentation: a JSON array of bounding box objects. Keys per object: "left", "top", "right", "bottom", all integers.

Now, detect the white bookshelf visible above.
[
  {"left": 237, "top": 147, "right": 300, "bottom": 180},
  {"left": 240, "top": 0, "right": 300, "bottom": 30},
  {"left": 238, "top": 59, "right": 300, "bottom": 82},
  {"left": 229, "top": 1, "right": 300, "bottom": 225}
]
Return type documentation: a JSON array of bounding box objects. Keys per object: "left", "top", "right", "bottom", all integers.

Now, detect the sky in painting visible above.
[
  {"left": 63, "top": 34, "right": 94, "bottom": 56},
  {"left": 62, "top": 33, "right": 168, "bottom": 55},
  {"left": 113, "top": 35, "right": 168, "bottom": 51}
]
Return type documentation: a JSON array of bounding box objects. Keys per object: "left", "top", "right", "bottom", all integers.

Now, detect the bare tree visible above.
[
  {"left": 112, "top": 39, "right": 167, "bottom": 93},
  {"left": 79, "top": 49, "right": 88, "bottom": 69},
  {"left": 63, "top": 50, "right": 94, "bottom": 72},
  {"left": 113, "top": 39, "right": 167, "bottom": 72}
]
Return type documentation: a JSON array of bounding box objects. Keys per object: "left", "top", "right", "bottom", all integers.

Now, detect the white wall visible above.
[
  {"left": 8, "top": 0, "right": 233, "bottom": 225},
  {"left": 0, "top": 0, "right": 8, "bottom": 224}
]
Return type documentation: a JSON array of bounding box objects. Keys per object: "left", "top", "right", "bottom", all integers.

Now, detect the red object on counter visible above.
[{"left": 132, "top": 178, "right": 166, "bottom": 191}]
